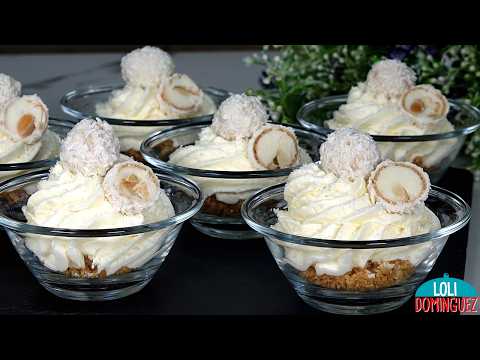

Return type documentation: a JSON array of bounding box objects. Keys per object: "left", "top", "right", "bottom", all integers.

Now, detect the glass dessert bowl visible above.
[
  {"left": 242, "top": 180, "right": 470, "bottom": 315},
  {"left": 60, "top": 46, "right": 229, "bottom": 160},
  {"left": 242, "top": 128, "right": 471, "bottom": 315},
  {"left": 141, "top": 121, "right": 324, "bottom": 239},
  {"left": 297, "top": 60, "right": 480, "bottom": 183},
  {"left": 0, "top": 169, "right": 202, "bottom": 301}
]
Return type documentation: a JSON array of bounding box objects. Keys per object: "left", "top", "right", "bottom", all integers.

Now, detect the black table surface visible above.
[{"left": 0, "top": 167, "right": 473, "bottom": 316}]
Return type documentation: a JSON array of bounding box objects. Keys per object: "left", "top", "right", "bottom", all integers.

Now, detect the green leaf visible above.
[{"left": 280, "top": 86, "right": 307, "bottom": 123}]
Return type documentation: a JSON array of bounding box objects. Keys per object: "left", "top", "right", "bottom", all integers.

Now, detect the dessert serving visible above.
[
  {"left": 241, "top": 127, "right": 471, "bottom": 313},
  {"left": 0, "top": 116, "right": 203, "bottom": 300},
  {"left": 273, "top": 128, "right": 440, "bottom": 290},
  {"left": 297, "top": 59, "right": 480, "bottom": 183},
  {"left": 325, "top": 60, "right": 456, "bottom": 170},
  {"left": 91, "top": 46, "right": 218, "bottom": 157},
  {"left": 21, "top": 118, "right": 175, "bottom": 277},
  {"left": 97, "top": 46, "right": 216, "bottom": 121},
  {"left": 141, "top": 92, "right": 324, "bottom": 239},
  {"left": 0, "top": 73, "right": 61, "bottom": 179},
  {"left": 167, "top": 93, "right": 312, "bottom": 217}
]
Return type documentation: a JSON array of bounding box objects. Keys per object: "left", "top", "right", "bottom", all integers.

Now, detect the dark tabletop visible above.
[{"left": 0, "top": 167, "right": 472, "bottom": 316}]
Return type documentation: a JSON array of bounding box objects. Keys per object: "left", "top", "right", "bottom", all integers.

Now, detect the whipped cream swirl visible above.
[
  {"left": 96, "top": 87, "right": 217, "bottom": 151},
  {"left": 23, "top": 162, "right": 175, "bottom": 275},
  {"left": 168, "top": 127, "right": 311, "bottom": 203},
  {"left": 272, "top": 163, "right": 441, "bottom": 276}
]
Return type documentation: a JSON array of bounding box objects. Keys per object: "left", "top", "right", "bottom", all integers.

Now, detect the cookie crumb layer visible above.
[
  {"left": 65, "top": 255, "right": 131, "bottom": 278},
  {"left": 202, "top": 195, "right": 243, "bottom": 217},
  {"left": 300, "top": 259, "right": 415, "bottom": 291}
]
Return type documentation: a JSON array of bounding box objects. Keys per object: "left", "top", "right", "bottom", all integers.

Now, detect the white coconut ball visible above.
[
  {"left": 366, "top": 59, "right": 417, "bottom": 99},
  {"left": 320, "top": 128, "right": 381, "bottom": 180},
  {"left": 0, "top": 73, "right": 21, "bottom": 105},
  {"left": 211, "top": 94, "right": 268, "bottom": 140},
  {"left": 60, "top": 118, "right": 120, "bottom": 177},
  {"left": 121, "top": 46, "right": 175, "bottom": 87}
]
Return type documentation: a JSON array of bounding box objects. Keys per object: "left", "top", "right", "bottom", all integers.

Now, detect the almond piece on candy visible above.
[
  {"left": 103, "top": 161, "right": 160, "bottom": 215},
  {"left": 158, "top": 73, "right": 203, "bottom": 114},
  {"left": 401, "top": 84, "right": 449, "bottom": 120},
  {"left": 0, "top": 95, "right": 48, "bottom": 144},
  {"left": 247, "top": 124, "right": 299, "bottom": 170},
  {"left": 367, "top": 160, "right": 430, "bottom": 214}
]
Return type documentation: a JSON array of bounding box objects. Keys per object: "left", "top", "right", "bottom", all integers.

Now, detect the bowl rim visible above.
[
  {"left": 140, "top": 120, "right": 326, "bottom": 179},
  {"left": 0, "top": 169, "right": 204, "bottom": 237},
  {"left": 60, "top": 83, "right": 230, "bottom": 126},
  {"left": 0, "top": 118, "right": 74, "bottom": 172},
  {"left": 297, "top": 94, "right": 480, "bottom": 142},
  {"left": 241, "top": 182, "right": 471, "bottom": 249}
]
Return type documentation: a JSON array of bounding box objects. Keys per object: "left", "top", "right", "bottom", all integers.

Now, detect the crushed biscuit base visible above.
[
  {"left": 123, "top": 140, "right": 176, "bottom": 164},
  {"left": 65, "top": 255, "right": 131, "bottom": 279},
  {"left": 202, "top": 195, "right": 243, "bottom": 217},
  {"left": 123, "top": 148, "right": 144, "bottom": 163},
  {"left": 300, "top": 259, "right": 415, "bottom": 291},
  {"left": 0, "top": 188, "right": 29, "bottom": 206}
]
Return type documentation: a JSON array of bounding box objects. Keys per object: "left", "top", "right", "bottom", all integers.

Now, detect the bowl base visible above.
[
  {"left": 190, "top": 220, "right": 262, "bottom": 240},
  {"left": 40, "top": 279, "right": 152, "bottom": 301},
  {"left": 298, "top": 293, "right": 411, "bottom": 315}
]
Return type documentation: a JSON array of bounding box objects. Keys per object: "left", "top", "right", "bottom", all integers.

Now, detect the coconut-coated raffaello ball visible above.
[
  {"left": 121, "top": 46, "right": 175, "bottom": 88},
  {"left": 211, "top": 94, "right": 268, "bottom": 140},
  {"left": 365, "top": 59, "right": 417, "bottom": 99},
  {"left": 320, "top": 128, "right": 382, "bottom": 180},
  {"left": 0, "top": 73, "right": 21, "bottom": 105},
  {"left": 60, "top": 118, "right": 120, "bottom": 177}
]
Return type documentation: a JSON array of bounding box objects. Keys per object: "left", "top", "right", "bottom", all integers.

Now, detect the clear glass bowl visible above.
[
  {"left": 0, "top": 118, "right": 72, "bottom": 181},
  {"left": 0, "top": 170, "right": 203, "bottom": 301},
  {"left": 241, "top": 183, "right": 471, "bottom": 315},
  {"left": 297, "top": 95, "right": 480, "bottom": 183},
  {"left": 60, "top": 84, "right": 230, "bottom": 152},
  {"left": 141, "top": 121, "right": 325, "bottom": 239}
]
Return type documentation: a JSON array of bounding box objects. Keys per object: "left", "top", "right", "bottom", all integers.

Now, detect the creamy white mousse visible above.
[
  {"left": 22, "top": 118, "right": 176, "bottom": 276},
  {"left": 168, "top": 94, "right": 312, "bottom": 204},
  {"left": 169, "top": 126, "right": 310, "bottom": 202},
  {"left": 23, "top": 162, "right": 174, "bottom": 276},
  {"left": 272, "top": 162, "right": 441, "bottom": 277},
  {"left": 325, "top": 60, "right": 457, "bottom": 169}
]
